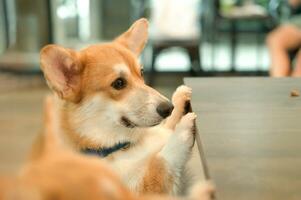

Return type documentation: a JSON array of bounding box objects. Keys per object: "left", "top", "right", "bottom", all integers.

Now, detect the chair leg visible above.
[
  {"left": 256, "top": 32, "right": 263, "bottom": 75},
  {"left": 230, "top": 20, "right": 237, "bottom": 73},
  {"left": 187, "top": 45, "right": 202, "bottom": 76}
]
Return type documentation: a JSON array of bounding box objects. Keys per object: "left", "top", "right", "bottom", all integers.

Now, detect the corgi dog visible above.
[
  {"left": 39, "top": 18, "right": 206, "bottom": 195},
  {"left": 0, "top": 96, "right": 214, "bottom": 200}
]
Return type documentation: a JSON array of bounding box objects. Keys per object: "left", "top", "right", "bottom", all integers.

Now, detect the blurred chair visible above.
[
  {"left": 145, "top": 0, "right": 202, "bottom": 85},
  {"left": 149, "top": 37, "right": 202, "bottom": 85},
  {"left": 203, "top": 0, "right": 276, "bottom": 73}
]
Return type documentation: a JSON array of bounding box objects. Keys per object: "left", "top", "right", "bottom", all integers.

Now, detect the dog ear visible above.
[
  {"left": 115, "top": 18, "right": 149, "bottom": 55},
  {"left": 40, "top": 45, "right": 83, "bottom": 102}
]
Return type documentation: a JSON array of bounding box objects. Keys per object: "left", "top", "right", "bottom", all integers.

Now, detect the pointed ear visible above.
[
  {"left": 115, "top": 18, "right": 149, "bottom": 55},
  {"left": 40, "top": 45, "right": 83, "bottom": 102}
]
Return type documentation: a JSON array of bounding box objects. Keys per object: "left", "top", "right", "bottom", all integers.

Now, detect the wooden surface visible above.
[{"left": 184, "top": 78, "right": 301, "bottom": 200}]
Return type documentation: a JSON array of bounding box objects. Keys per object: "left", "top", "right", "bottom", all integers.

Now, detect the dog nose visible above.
[{"left": 156, "top": 102, "right": 174, "bottom": 118}]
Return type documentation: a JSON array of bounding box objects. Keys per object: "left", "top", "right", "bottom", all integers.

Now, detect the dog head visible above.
[{"left": 40, "top": 19, "right": 173, "bottom": 147}]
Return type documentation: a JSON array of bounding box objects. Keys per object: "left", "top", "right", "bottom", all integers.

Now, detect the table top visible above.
[{"left": 184, "top": 78, "right": 301, "bottom": 200}]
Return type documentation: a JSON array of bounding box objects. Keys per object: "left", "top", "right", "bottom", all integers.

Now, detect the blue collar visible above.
[{"left": 82, "top": 142, "right": 131, "bottom": 158}]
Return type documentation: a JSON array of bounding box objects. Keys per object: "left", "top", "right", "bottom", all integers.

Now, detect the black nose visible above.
[{"left": 156, "top": 102, "right": 174, "bottom": 118}]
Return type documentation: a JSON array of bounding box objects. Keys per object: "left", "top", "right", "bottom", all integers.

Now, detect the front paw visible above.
[
  {"left": 174, "top": 112, "right": 196, "bottom": 148},
  {"left": 158, "top": 113, "right": 197, "bottom": 176},
  {"left": 172, "top": 85, "right": 192, "bottom": 111}
]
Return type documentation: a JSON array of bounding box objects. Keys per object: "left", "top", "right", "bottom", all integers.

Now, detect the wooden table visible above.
[{"left": 184, "top": 78, "right": 301, "bottom": 200}]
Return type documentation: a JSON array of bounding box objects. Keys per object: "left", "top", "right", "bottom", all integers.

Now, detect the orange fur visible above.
[
  {"left": 139, "top": 154, "right": 174, "bottom": 194},
  {"left": 38, "top": 18, "right": 182, "bottom": 194},
  {"left": 80, "top": 43, "right": 143, "bottom": 101},
  {"left": 60, "top": 103, "right": 104, "bottom": 150},
  {"left": 40, "top": 21, "right": 151, "bottom": 151},
  {"left": 0, "top": 96, "right": 213, "bottom": 200},
  {"left": 38, "top": 18, "right": 212, "bottom": 196},
  {"left": 1, "top": 97, "right": 135, "bottom": 200}
]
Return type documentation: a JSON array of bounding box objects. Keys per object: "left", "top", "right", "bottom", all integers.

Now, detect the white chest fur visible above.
[{"left": 103, "top": 126, "right": 172, "bottom": 191}]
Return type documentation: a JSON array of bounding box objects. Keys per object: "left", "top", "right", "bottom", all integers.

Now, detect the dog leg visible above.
[
  {"left": 164, "top": 85, "right": 192, "bottom": 130},
  {"left": 138, "top": 154, "right": 175, "bottom": 194},
  {"left": 139, "top": 113, "right": 196, "bottom": 195},
  {"left": 160, "top": 112, "right": 196, "bottom": 193}
]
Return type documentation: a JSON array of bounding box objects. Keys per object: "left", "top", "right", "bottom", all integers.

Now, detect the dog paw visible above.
[
  {"left": 174, "top": 112, "right": 196, "bottom": 147},
  {"left": 158, "top": 113, "right": 197, "bottom": 173},
  {"left": 172, "top": 85, "right": 192, "bottom": 110},
  {"left": 190, "top": 181, "right": 215, "bottom": 200}
]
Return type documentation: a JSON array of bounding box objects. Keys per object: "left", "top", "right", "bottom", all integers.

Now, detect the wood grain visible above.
[{"left": 184, "top": 78, "right": 301, "bottom": 200}]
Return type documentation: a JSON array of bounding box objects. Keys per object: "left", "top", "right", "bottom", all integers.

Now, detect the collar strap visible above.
[{"left": 82, "top": 142, "right": 131, "bottom": 158}]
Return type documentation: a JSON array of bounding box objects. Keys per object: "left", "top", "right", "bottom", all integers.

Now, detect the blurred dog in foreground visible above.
[
  {"left": 0, "top": 96, "right": 214, "bottom": 200},
  {"left": 39, "top": 18, "right": 208, "bottom": 195}
]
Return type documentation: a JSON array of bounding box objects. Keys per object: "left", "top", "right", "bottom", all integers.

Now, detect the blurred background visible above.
[
  {"left": 1, "top": 0, "right": 300, "bottom": 85},
  {"left": 0, "top": 0, "right": 301, "bottom": 172}
]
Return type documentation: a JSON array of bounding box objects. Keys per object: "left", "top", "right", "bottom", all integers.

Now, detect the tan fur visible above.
[
  {"left": 164, "top": 86, "right": 192, "bottom": 130},
  {"left": 60, "top": 103, "right": 103, "bottom": 150},
  {"left": 40, "top": 46, "right": 83, "bottom": 103},
  {"left": 139, "top": 154, "right": 174, "bottom": 194},
  {"left": 115, "top": 18, "right": 149, "bottom": 55},
  {"left": 80, "top": 44, "right": 143, "bottom": 101},
  {"left": 0, "top": 97, "right": 213, "bottom": 200},
  {"left": 38, "top": 18, "right": 212, "bottom": 196},
  {"left": 1, "top": 97, "right": 134, "bottom": 200}
]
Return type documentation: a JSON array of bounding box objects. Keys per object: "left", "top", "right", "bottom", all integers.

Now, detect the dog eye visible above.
[{"left": 111, "top": 78, "right": 127, "bottom": 90}]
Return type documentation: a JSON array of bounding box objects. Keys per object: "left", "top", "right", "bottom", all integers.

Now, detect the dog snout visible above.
[{"left": 156, "top": 101, "right": 174, "bottom": 118}]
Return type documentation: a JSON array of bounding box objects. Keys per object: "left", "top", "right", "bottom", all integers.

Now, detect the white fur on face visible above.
[
  {"left": 113, "top": 63, "right": 130, "bottom": 76},
  {"left": 111, "top": 62, "right": 169, "bottom": 127},
  {"left": 70, "top": 63, "right": 170, "bottom": 146},
  {"left": 113, "top": 63, "right": 158, "bottom": 126},
  {"left": 70, "top": 94, "right": 141, "bottom": 147},
  {"left": 71, "top": 90, "right": 165, "bottom": 147},
  {"left": 121, "top": 88, "right": 164, "bottom": 126}
]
